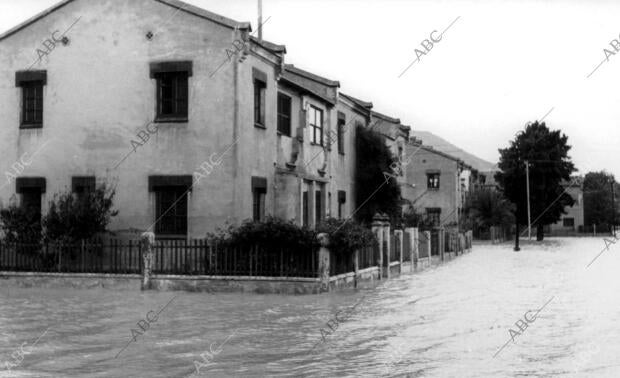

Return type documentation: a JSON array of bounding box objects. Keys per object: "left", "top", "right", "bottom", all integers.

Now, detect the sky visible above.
[{"left": 2, "top": 0, "right": 620, "bottom": 178}]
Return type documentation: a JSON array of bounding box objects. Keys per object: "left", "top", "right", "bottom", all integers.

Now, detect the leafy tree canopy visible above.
[
  {"left": 495, "top": 121, "right": 575, "bottom": 240},
  {"left": 583, "top": 171, "right": 620, "bottom": 227},
  {"left": 354, "top": 125, "right": 402, "bottom": 224},
  {"left": 43, "top": 183, "right": 118, "bottom": 243},
  {"left": 462, "top": 188, "right": 515, "bottom": 230}
]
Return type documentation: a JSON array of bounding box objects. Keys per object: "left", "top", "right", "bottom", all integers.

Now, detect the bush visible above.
[
  {"left": 43, "top": 183, "right": 118, "bottom": 243},
  {"left": 206, "top": 217, "right": 375, "bottom": 257},
  {"left": 0, "top": 202, "right": 42, "bottom": 243},
  {"left": 206, "top": 216, "right": 316, "bottom": 250},
  {"left": 316, "top": 218, "right": 376, "bottom": 256},
  {"left": 401, "top": 208, "right": 436, "bottom": 230}
]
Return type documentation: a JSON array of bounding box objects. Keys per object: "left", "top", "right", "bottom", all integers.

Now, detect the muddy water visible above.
[{"left": 1, "top": 237, "right": 619, "bottom": 377}]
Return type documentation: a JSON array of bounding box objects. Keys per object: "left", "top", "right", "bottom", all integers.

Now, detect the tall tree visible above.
[
  {"left": 495, "top": 121, "right": 575, "bottom": 241},
  {"left": 583, "top": 171, "right": 620, "bottom": 230},
  {"left": 354, "top": 125, "right": 401, "bottom": 224}
]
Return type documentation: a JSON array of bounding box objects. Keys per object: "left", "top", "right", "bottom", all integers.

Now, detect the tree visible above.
[
  {"left": 495, "top": 121, "right": 575, "bottom": 241},
  {"left": 583, "top": 171, "right": 620, "bottom": 231},
  {"left": 462, "top": 188, "right": 515, "bottom": 231},
  {"left": 43, "top": 183, "right": 118, "bottom": 243},
  {"left": 354, "top": 125, "right": 402, "bottom": 224}
]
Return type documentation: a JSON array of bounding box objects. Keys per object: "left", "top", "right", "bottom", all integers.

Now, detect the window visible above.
[
  {"left": 16, "top": 177, "right": 46, "bottom": 228},
  {"left": 156, "top": 73, "right": 188, "bottom": 120},
  {"left": 427, "top": 173, "right": 440, "bottom": 189},
  {"left": 315, "top": 189, "right": 323, "bottom": 224},
  {"left": 302, "top": 191, "right": 309, "bottom": 227},
  {"left": 338, "top": 190, "right": 346, "bottom": 219},
  {"left": 155, "top": 187, "right": 188, "bottom": 237},
  {"left": 151, "top": 61, "right": 191, "bottom": 122},
  {"left": 277, "top": 93, "right": 291, "bottom": 136},
  {"left": 563, "top": 218, "right": 575, "bottom": 228},
  {"left": 426, "top": 208, "right": 441, "bottom": 227},
  {"left": 337, "top": 115, "right": 345, "bottom": 155},
  {"left": 16, "top": 71, "right": 46, "bottom": 129},
  {"left": 328, "top": 192, "right": 332, "bottom": 218},
  {"left": 252, "top": 177, "right": 267, "bottom": 222},
  {"left": 309, "top": 106, "right": 323, "bottom": 145},
  {"left": 149, "top": 175, "right": 192, "bottom": 238},
  {"left": 22, "top": 82, "right": 44, "bottom": 127}
]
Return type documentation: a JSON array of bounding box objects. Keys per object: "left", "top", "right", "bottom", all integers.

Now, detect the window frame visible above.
[
  {"left": 252, "top": 189, "right": 266, "bottom": 222},
  {"left": 315, "top": 189, "right": 322, "bottom": 224},
  {"left": 154, "top": 186, "right": 189, "bottom": 239},
  {"left": 254, "top": 79, "right": 267, "bottom": 128},
  {"left": 21, "top": 81, "right": 44, "bottom": 129},
  {"left": 337, "top": 117, "right": 345, "bottom": 155},
  {"left": 155, "top": 71, "right": 189, "bottom": 122},
  {"left": 277, "top": 92, "right": 292, "bottom": 136},
  {"left": 309, "top": 105, "right": 323, "bottom": 146},
  {"left": 337, "top": 190, "right": 346, "bottom": 220},
  {"left": 563, "top": 218, "right": 575, "bottom": 228},
  {"left": 427, "top": 173, "right": 440, "bottom": 190}
]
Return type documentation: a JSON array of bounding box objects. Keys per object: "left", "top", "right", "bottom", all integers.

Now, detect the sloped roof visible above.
[
  {"left": 411, "top": 130, "right": 496, "bottom": 172},
  {"left": 0, "top": 0, "right": 251, "bottom": 42},
  {"left": 340, "top": 92, "right": 373, "bottom": 110},
  {"left": 249, "top": 36, "right": 286, "bottom": 54},
  {"left": 370, "top": 111, "right": 410, "bottom": 141},
  {"left": 280, "top": 64, "right": 339, "bottom": 105}
]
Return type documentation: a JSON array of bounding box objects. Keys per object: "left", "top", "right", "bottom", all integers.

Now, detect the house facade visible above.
[
  {"left": 547, "top": 177, "right": 585, "bottom": 234},
  {"left": 0, "top": 0, "right": 359, "bottom": 239},
  {"left": 402, "top": 141, "right": 467, "bottom": 227}
]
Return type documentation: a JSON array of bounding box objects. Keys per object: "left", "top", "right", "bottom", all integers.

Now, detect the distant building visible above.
[
  {"left": 402, "top": 141, "right": 469, "bottom": 227},
  {"left": 546, "top": 177, "right": 585, "bottom": 234}
]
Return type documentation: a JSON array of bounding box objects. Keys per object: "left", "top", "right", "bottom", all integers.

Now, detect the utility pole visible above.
[
  {"left": 514, "top": 147, "right": 521, "bottom": 252},
  {"left": 611, "top": 179, "right": 616, "bottom": 236},
  {"left": 525, "top": 160, "right": 532, "bottom": 240},
  {"left": 258, "top": 0, "right": 263, "bottom": 41}
]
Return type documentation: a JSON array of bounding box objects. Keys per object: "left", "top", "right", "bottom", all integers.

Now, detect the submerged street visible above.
[{"left": 1, "top": 237, "right": 620, "bottom": 377}]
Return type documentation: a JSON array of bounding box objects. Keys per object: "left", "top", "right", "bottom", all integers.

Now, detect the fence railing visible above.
[
  {"left": 389, "top": 234, "right": 400, "bottom": 262},
  {"left": 1, "top": 230, "right": 473, "bottom": 279},
  {"left": 0, "top": 239, "right": 318, "bottom": 278},
  {"left": 0, "top": 240, "right": 142, "bottom": 274},
  {"left": 359, "top": 242, "right": 378, "bottom": 270}
]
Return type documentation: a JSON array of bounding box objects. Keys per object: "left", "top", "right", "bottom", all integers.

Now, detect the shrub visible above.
[
  {"left": 0, "top": 202, "right": 42, "bottom": 243},
  {"left": 401, "top": 208, "right": 436, "bottom": 230},
  {"left": 316, "top": 218, "right": 376, "bottom": 256},
  {"left": 43, "top": 183, "right": 118, "bottom": 243},
  {"left": 206, "top": 216, "right": 316, "bottom": 250}
]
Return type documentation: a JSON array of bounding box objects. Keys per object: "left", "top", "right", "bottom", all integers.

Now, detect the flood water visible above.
[{"left": 1, "top": 237, "right": 620, "bottom": 377}]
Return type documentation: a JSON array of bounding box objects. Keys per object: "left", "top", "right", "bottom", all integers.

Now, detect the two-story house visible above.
[
  {"left": 402, "top": 140, "right": 469, "bottom": 227},
  {"left": 0, "top": 0, "right": 364, "bottom": 239}
]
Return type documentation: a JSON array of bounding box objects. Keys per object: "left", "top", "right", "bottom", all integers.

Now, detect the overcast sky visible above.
[{"left": 2, "top": 0, "right": 620, "bottom": 178}]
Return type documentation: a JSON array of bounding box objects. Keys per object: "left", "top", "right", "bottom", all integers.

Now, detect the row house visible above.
[
  {"left": 0, "top": 0, "right": 361, "bottom": 239},
  {"left": 402, "top": 141, "right": 470, "bottom": 227},
  {"left": 273, "top": 64, "right": 359, "bottom": 228}
]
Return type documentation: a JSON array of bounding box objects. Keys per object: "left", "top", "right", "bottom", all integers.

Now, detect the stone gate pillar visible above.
[
  {"left": 317, "top": 233, "right": 331, "bottom": 293},
  {"left": 371, "top": 216, "right": 384, "bottom": 280},
  {"left": 141, "top": 232, "right": 155, "bottom": 291}
]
